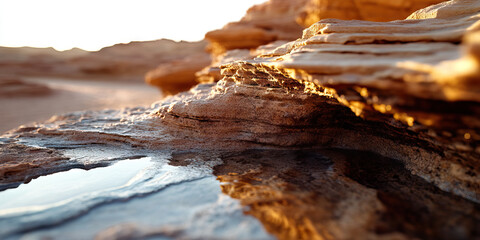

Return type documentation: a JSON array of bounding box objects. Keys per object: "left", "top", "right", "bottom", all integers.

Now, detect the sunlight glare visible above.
[{"left": 0, "top": 0, "right": 266, "bottom": 51}]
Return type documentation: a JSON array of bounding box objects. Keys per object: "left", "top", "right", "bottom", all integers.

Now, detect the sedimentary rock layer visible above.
[
  {"left": 1, "top": 1, "right": 479, "bottom": 239},
  {"left": 158, "top": 0, "right": 480, "bottom": 203},
  {"left": 205, "top": 0, "right": 444, "bottom": 55},
  {"left": 298, "top": 0, "right": 445, "bottom": 26},
  {"left": 196, "top": 41, "right": 287, "bottom": 83}
]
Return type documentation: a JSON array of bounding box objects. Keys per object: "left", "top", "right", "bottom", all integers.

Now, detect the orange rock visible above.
[
  {"left": 298, "top": 0, "right": 445, "bottom": 27},
  {"left": 196, "top": 41, "right": 287, "bottom": 83},
  {"left": 145, "top": 53, "right": 211, "bottom": 95},
  {"left": 205, "top": 0, "right": 445, "bottom": 55}
]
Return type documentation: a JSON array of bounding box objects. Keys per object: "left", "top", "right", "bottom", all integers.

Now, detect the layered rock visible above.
[
  {"left": 196, "top": 41, "right": 287, "bottom": 83},
  {"left": 205, "top": 0, "right": 308, "bottom": 55},
  {"left": 0, "top": 142, "right": 68, "bottom": 190},
  {"left": 198, "top": 0, "right": 446, "bottom": 93},
  {"left": 298, "top": 0, "right": 445, "bottom": 27},
  {"left": 158, "top": 0, "right": 480, "bottom": 203},
  {"left": 205, "top": 0, "right": 445, "bottom": 55},
  {"left": 1, "top": 1, "right": 480, "bottom": 239}
]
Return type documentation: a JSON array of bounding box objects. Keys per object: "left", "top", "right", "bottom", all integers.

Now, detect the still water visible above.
[{"left": 0, "top": 154, "right": 273, "bottom": 240}]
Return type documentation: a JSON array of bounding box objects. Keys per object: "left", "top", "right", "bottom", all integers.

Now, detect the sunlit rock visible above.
[
  {"left": 145, "top": 52, "right": 211, "bottom": 95},
  {"left": 298, "top": 0, "right": 444, "bottom": 27},
  {"left": 1, "top": 1, "right": 480, "bottom": 239},
  {"left": 204, "top": 0, "right": 480, "bottom": 203},
  {"left": 196, "top": 41, "right": 287, "bottom": 83},
  {"left": 205, "top": 0, "right": 445, "bottom": 55}
]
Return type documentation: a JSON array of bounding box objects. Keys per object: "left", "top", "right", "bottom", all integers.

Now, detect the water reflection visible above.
[
  {"left": 0, "top": 152, "right": 272, "bottom": 240},
  {"left": 1, "top": 148, "right": 479, "bottom": 239},
  {"left": 214, "top": 149, "right": 480, "bottom": 240},
  {"left": 0, "top": 157, "right": 152, "bottom": 213}
]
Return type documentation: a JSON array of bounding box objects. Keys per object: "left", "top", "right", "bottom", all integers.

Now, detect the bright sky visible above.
[{"left": 0, "top": 0, "right": 266, "bottom": 51}]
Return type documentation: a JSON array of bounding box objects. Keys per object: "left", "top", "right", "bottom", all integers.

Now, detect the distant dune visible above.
[{"left": 0, "top": 39, "right": 207, "bottom": 82}]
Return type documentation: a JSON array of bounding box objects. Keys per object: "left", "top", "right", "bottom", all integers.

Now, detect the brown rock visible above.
[
  {"left": 205, "top": 0, "right": 307, "bottom": 55},
  {"left": 1, "top": 1, "right": 480, "bottom": 239},
  {"left": 298, "top": 0, "right": 445, "bottom": 27},
  {"left": 208, "top": 0, "right": 480, "bottom": 202},
  {"left": 145, "top": 52, "right": 211, "bottom": 95},
  {"left": 205, "top": 0, "right": 445, "bottom": 55},
  {"left": 0, "top": 141, "right": 68, "bottom": 190},
  {"left": 196, "top": 41, "right": 287, "bottom": 83},
  {"left": 215, "top": 149, "right": 480, "bottom": 240}
]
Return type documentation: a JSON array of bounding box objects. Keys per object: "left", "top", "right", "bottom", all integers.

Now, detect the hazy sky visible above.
[{"left": 0, "top": 0, "right": 266, "bottom": 51}]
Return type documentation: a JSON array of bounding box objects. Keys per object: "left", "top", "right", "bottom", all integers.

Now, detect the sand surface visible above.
[{"left": 0, "top": 77, "right": 161, "bottom": 133}]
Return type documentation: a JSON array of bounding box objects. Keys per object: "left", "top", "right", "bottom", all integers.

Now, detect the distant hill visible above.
[{"left": 0, "top": 39, "right": 207, "bottom": 82}]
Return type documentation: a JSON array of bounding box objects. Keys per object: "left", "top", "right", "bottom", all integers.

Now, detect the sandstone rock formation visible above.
[
  {"left": 145, "top": 52, "right": 211, "bottom": 95},
  {"left": 148, "top": 0, "right": 445, "bottom": 94},
  {"left": 159, "top": 0, "right": 480, "bottom": 204},
  {"left": 0, "top": 142, "right": 69, "bottom": 191},
  {"left": 205, "top": 0, "right": 445, "bottom": 55},
  {"left": 215, "top": 149, "right": 480, "bottom": 240},
  {"left": 1, "top": 0, "right": 480, "bottom": 239},
  {"left": 298, "top": 0, "right": 444, "bottom": 27},
  {"left": 196, "top": 41, "right": 287, "bottom": 83}
]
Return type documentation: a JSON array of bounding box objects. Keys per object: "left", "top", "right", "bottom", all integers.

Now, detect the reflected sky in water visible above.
[{"left": 0, "top": 154, "right": 272, "bottom": 240}]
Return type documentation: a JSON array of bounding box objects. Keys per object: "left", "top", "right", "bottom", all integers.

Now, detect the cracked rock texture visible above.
[
  {"left": 149, "top": 0, "right": 444, "bottom": 94},
  {"left": 1, "top": 0, "right": 480, "bottom": 239},
  {"left": 159, "top": 0, "right": 480, "bottom": 203}
]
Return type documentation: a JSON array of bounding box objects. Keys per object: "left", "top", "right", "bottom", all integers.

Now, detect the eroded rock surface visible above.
[
  {"left": 298, "top": 0, "right": 444, "bottom": 27},
  {"left": 0, "top": 142, "right": 68, "bottom": 190},
  {"left": 1, "top": 0, "right": 479, "bottom": 239},
  {"left": 197, "top": 0, "right": 480, "bottom": 203},
  {"left": 196, "top": 41, "right": 287, "bottom": 83},
  {"left": 205, "top": 0, "right": 444, "bottom": 55}
]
